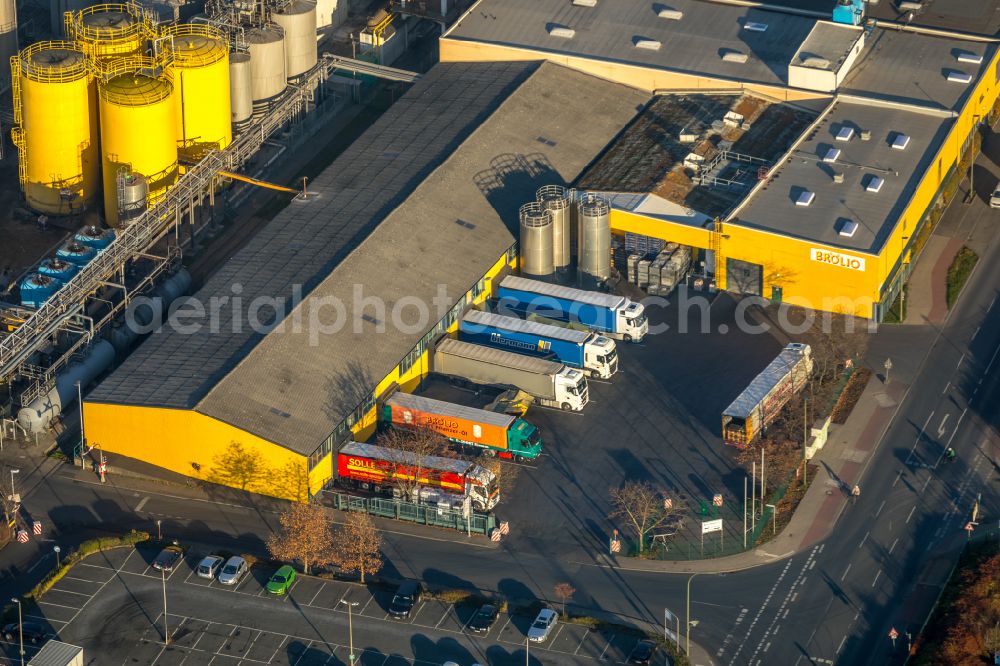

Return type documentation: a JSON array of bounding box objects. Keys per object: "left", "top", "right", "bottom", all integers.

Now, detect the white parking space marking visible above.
[{"left": 307, "top": 582, "right": 325, "bottom": 606}]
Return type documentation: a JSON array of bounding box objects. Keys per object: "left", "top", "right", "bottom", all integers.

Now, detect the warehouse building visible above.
[
  {"left": 441, "top": 0, "right": 1000, "bottom": 318},
  {"left": 83, "top": 61, "right": 648, "bottom": 499}
]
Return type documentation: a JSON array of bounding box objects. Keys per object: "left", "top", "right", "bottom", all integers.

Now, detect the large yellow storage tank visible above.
[
  {"left": 66, "top": 3, "right": 150, "bottom": 62},
  {"left": 98, "top": 61, "right": 178, "bottom": 226},
  {"left": 10, "top": 41, "right": 99, "bottom": 215},
  {"left": 161, "top": 24, "right": 232, "bottom": 161}
]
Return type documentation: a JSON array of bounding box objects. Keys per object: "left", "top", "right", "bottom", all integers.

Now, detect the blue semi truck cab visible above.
[
  {"left": 496, "top": 275, "right": 648, "bottom": 342},
  {"left": 460, "top": 309, "right": 618, "bottom": 379}
]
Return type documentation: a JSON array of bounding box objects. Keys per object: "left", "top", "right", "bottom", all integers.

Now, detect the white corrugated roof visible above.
[
  {"left": 462, "top": 309, "right": 591, "bottom": 344},
  {"left": 28, "top": 641, "right": 83, "bottom": 666},
  {"left": 499, "top": 275, "right": 625, "bottom": 309},
  {"left": 435, "top": 338, "right": 565, "bottom": 375},
  {"left": 723, "top": 343, "right": 811, "bottom": 419}
]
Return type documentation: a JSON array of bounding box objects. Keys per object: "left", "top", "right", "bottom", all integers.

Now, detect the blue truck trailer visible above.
[
  {"left": 460, "top": 309, "right": 618, "bottom": 379},
  {"left": 496, "top": 275, "right": 648, "bottom": 342}
]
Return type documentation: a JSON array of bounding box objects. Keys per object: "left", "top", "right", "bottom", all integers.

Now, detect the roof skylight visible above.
[
  {"left": 823, "top": 147, "right": 841, "bottom": 163},
  {"left": 865, "top": 175, "right": 884, "bottom": 193},
  {"left": 835, "top": 126, "right": 854, "bottom": 142},
  {"left": 837, "top": 219, "right": 859, "bottom": 237},
  {"left": 795, "top": 190, "right": 815, "bottom": 207},
  {"left": 891, "top": 133, "right": 910, "bottom": 150}
]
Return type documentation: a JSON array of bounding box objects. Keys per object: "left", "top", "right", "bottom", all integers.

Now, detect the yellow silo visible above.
[
  {"left": 161, "top": 24, "right": 232, "bottom": 161},
  {"left": 97, "top": 58, "right": 178, "bottom": 226},
  {"left": 10, "top": 41, "right": 99, "bottom": 215},
  {"left": 66, "top": 3, "right": 151, "bottom": 62}
]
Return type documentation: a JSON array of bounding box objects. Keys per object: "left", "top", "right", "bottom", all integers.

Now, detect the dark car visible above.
[
  {"left": 389, "top": 580, "right": 421, "bottom": 619},
  {"left": 152, "top": 545, "right": 184, "bottom": 572},
  {"left": 467, "top": 603, "right": 499, "bottom": 633},
  {"left": 2, "top": 621, "right": 47, "bottom": 644},
  {"left": 629, "top": 639, "right": 660, "bottom": 665}
]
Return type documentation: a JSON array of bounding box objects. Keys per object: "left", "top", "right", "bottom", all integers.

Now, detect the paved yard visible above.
[{"left": 5, "top": 546, "right": 654, "bottom": 665}]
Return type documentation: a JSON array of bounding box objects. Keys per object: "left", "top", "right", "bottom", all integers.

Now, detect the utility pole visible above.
[
  {"left": 11, "top": 598, "right": 23, "bottom": 666},
  {"left": 802, "top": 397, "right": 808, "bottom": 487},
  {"left": 751, "top": 462, "right": 756, "bottom": 532},
  {"left": 340, "top": 599, "right": 359, "bottom": 666},
  {"left": 686, "top": 573, "right": 701, "bottom": 657},
  {"left": 743, "top": 476, "right": 748, "bottom": 549},
  {"left": 161, "top": 568, "right": 169, "bottom": 645}
]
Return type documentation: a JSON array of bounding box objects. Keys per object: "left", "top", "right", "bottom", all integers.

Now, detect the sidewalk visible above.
[{"left": 904, "top": 234, "right": 965, "bottom": 326}]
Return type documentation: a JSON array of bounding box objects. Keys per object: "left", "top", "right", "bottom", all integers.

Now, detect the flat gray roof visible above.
[
  {"left": 28, "top": 641, "right": 84, "bottom": 666},
  {"left": 791, "top": 21, "right": 863, "bottom": 72},
  {"left": 462, "top": 309, "right": 591, "bottom": 344},
  {"left": 729, "top": 99, "right": 953, "bottom": 253},
  {"left": 445, "top": 0, "right": 996, "bottom": 111},
  {"left": 388, "top": 391, "right": 515, "bottom": 428},
  {"left": 90, "top": 61, "right": 648, "bottom": 454},
  {"left": 724, "top": 343, "right": 811, "bottom": 419}
]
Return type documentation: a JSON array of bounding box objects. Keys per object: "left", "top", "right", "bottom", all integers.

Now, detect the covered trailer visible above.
[{"left": 722, "top": 343, "right": 813, "bottom": 447}]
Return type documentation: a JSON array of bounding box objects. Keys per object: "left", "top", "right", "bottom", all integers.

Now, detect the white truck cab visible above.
[
  {"left": 583, "top": 335, "right": 618, "bottom": 378},
  {"left": 554, "top": 367, "right": 589, "bottom": 411},
  {"left": 618, "top": 301, "right": 648, "bottom": 342}
]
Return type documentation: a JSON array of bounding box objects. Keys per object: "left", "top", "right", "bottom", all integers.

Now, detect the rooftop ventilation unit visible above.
[
  {"left": 722, "top": 50, "right": 749, "bottom": 63},
  {"left": 837, "top": 219, "right": 859, "bottom": 237},
  {"left": 865, "top": 175, "right": 884, "bottom": 192},
  {"left": 898, "top": 1, "right": 921, "bottom": 9},
  {"left": 860, "top": 130, "right": 872, "bottom": 141},
  {"left": 836, "top": 126, "right": 855, "bottom": 142},
  {"left": 744, "top": 21, "right": 768, "bottom": 32},
  {"left": 946, "top": 70, "right": 972, "bottom": 84},
  {"left": 891, "top": 133, "right": 910, "bottom": 150},
  {"left": 802, "top": 56, "right": 830, "bottom": 68},
  {"left": 823, "top": 147, "right": 841, "bottom": 163},
  {"left": 635, "top": 38, "right": 662, "bottom": 51},
  {"left": 572, "top": 0, "right": 597, "bottom": 6},
  {"left": 957, "top": 51, "right": 983, "bottom": 64},
  {"left": 658, "top": 7, "right": 683, "bottom": 19},
  {"left": 795, "top": 190, "right": 815, "bottom": 206},
  {"left": 549, "top": 26, "right": 575, "bottom": 38},
  {"left": 833, "top": 172, "right": 844, "bottom": 183}
]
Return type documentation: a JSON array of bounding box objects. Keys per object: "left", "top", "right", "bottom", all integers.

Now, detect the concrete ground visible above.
[{"left": 7, "top": 545, "right": 651, "bottom": 666}]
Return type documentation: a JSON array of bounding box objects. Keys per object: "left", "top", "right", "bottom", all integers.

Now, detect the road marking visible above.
[
  {"left": 597, "top": 633, "right": 615, "bottom": 659},
  {"left": 433, "top": 605, "right": 452, "bottom": 629},
  {"left": 892, "top": 471, "right": 902, "bottom": 488},
  {"left": 889, "top": 538, "right": 899, "bottom": 554},
  {"left": 840, "top": 563, "right": 851, "bottom": 582},
  {"left": 942, "top": 381, "right": 950, "bottom": 395},
  {"left": 871, "top": 570, "right": 881, "bottom": 587},
  {"left": 307, "top": 582, "right": 325, "bottom": 607},
  {"left": 922, "top": 475, "right": 932, "bottom": 492},
  {"left": 906, "top": 506, "right": 916, "bottom": 524},
  {"left": 44, "top": 588, "right": 92, "bottom": 597},
  {"left": 859, "top": 531, "right": 869, "bottom": 549},
  {"left": 135, "top": 496, "right": 149, "bottom": 511},
  {"left": 837, "top": 636, "right": 846, "bottom": 654},
  {"left": 938, "top": 413, "right": 950, "bottom": 437},
  {"left": 36, "top": 600, "right": 81, "bottom": 610},
  {"left": 875, "top": 500, "right": 886, "bottom": 517},
  {"left": 956, "top": 353, "right": 965, "bottom": 370}
]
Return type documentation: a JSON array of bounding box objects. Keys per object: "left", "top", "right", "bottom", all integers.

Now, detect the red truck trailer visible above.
[{"left": 336, "top": 441, "right": 499, "bottom": 511}]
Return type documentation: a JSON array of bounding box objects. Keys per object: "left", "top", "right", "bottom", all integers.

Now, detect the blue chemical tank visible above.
[
  {"left": 56, "top": 240, "right": 97, "bottom": 267},
  {"left": 37, "top": 257, "right": 79, "bottom": 283},
  {"left": 19, "top": 273, "right": 62, "bottom": 308},
  {"left": 74, "top": 225, "right": 116, "bottom": 251}
]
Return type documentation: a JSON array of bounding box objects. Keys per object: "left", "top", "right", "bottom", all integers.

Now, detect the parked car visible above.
[
  {"left": 152, "top": 545, "right": 184, "bottom": 572},
  {"left": 991, "top": 186, "right": 1000, "bottom": 208},
  {"left": 629, "top": 639, "right": 659, "bottom": 664},
  {"left": 467, "top": 603, "right": 499, "bottom": 633},
  {"left": 527, "top": 608, "right": 558, "bottom": 642},
  {"left": 266, "top": 565, "right": 297, "bottom": 595},
  {"left": 2, "top": 621, "right": 47, "bottom": 644},
  {"left": 389, "top": 580, "right": 421, "bottom": 619},
  {"left": 196, "top": 555, "right": 224, "bottom": 579},
  {"left": 218, "top": 556, "right": 248, "bottom": 585}
]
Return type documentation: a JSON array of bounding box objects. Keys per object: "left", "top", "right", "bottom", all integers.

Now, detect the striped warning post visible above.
[
  {"left": 16, "top": 530, "right": 28, "bottom": 543},
  {"left": 32, "top": 521, "right": 41, "bottom": 535},
  {"left": 499, "top": 521, "right": 509, "bottom": 535},
  {"left": 491, "top": 529, "right": 502, "bottom": 542}
]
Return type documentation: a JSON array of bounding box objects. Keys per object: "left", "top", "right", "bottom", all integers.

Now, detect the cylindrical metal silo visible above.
[
  {"left": 65, "top": 3, "right": 150, "bottom": 61},
  {"left": 271, "top": 0, "right": 317, "bottom": 81},
  {"left": 577, "top": 193, "right": 612, "bottom": 283},
  {"left": 98, "top": 64, "right": 178, "bottom": 226},
  {"left": 161, "top": 24, "right": 232, "bottom": 161},
  {"left": 537, "top": 185, "right": 571, "bottom": 271},
  {"left": 246, "top": 24, "right": 286, "bottom": 115},
  {"left": 115, "top": 171, "right": 148, "bottom": 223},
  {"left": 228, "top": 51, "right": 252, "bottom": 131},
  {"left": 10, "top": 41, "right": 98, "bottom": 215},
  {"left": 519, "top": 202, "right": 554, "bottom": 279}
]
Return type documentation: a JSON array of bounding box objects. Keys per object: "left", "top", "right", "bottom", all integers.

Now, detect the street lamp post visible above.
[
  {"left": 970, "top": 114, "right": 981, "bottom": 201},
  {"left": 11, "top": 598, "right": 23, "bottom": 666},
  {"left": 8, "top": 469, "right": 19, "bottom": 504},
  {"left": 161, "top": 568, "right": 169, "bottom": 645},
  {"left": 340, "top": 599, "right": 359, "bottom": 666},
  {"left": 156, "top": 520, "right": 162, "bottom": 541},
  {"left": 54, "top": 546, "right": 61, "bottom": 567},
  {"left": 884, "top": 358, "right": 893, "bottom": 385},
  {"left": 76, "top": 380, "right": 85, "bottom": 457},
  {"left": 525, "top": 635, "right": 530, "bottom": 666},
  {"left": 686, "top": 572, "right": 701, "bottom": 656}
]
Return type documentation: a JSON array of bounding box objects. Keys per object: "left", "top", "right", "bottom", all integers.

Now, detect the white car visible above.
[
  {"left": 527, "top": 608, "right": 558, "bottom": 642},
  {"left": 218, "top": 556, "right": 248, "bottom": 585},
  {"left": 196, "top": 555, "right": 224, "bottom": 579},
  {"left": 990, "top": 186, "right": 1000, "bottom": 208}
]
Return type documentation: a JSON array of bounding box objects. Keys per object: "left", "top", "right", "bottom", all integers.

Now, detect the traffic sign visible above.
[
  {"left": 499, "top": 521, "right": 509, "bottom": 535},
  {"left": 713, "top": 494, "right": 723, "bottom": 507},
  {"left": 889, "top": 628, "right": 899, "bottom": 640},
  {"left": 610, "top": 538, "right": 621, "bottom": 553}
]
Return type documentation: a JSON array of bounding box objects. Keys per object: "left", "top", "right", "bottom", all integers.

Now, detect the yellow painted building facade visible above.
[{"left": 83, "top": 248, "right": 517, "bottom": 501}]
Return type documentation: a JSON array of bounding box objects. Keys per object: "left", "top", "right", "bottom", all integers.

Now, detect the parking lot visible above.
[
  {"left": 5, "top": 546, "right": 652, "bottom": 665},
  {"left": 460, "top": 290, "right": 783, "bottom": 558}
]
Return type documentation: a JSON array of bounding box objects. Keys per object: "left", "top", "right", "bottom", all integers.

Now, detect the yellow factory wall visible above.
[
  {"left": 83, "top": 402, "right": 314, "bottom": 501},
  {"left": 439, "top": 38, "right": 827, "bottom": 103}
]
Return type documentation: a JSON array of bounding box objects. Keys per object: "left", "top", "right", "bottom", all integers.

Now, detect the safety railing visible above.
[{"left": 323, "top": 491, "right": 497, "bottom": 536}]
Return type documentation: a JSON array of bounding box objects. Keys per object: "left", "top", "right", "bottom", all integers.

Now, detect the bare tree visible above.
[
  {"left": 376, "top": 428, "right": 453, "bottom": 503},
  {"left": 332, "top": 512, "right": 383, "bottom": 583},
  {"left": 266, "top": 502, "right": 335, "bottom": 574},
  {"left": 481, "top": 458, "right": 521, "bottom": 497},
  {"left": 553, "top": 582, "right": 576, "bottom": 616},
  {"left": 609, "top": 481, "right": 681, "bottom": 554},
  {"left": 205, "top": 441, "right": 266, "bottom": 492}
]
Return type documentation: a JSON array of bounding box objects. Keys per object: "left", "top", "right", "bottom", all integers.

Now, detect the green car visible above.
[{"left": 266, "top": 565, "right": 296, "bottom": 595}]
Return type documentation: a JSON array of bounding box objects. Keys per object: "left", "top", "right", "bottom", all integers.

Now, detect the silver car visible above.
[
  {"left": 196, "top": 555, "right": 224, "bottom": 580},
  {"left": 991, "top": 186, "right": 1000, "bottom": 208},
  {"left": 527, "top": 608, "right": 558, "bottom": 642},
  {"left": 218, "top": 556, "right": 248, "bottom": 585}
]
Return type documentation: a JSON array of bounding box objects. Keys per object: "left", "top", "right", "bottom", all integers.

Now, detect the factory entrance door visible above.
[{"left": 726, "top": 258, "right": 763, "bottom": 296}]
